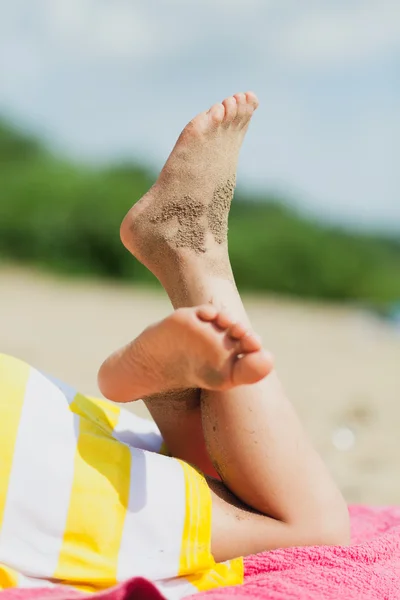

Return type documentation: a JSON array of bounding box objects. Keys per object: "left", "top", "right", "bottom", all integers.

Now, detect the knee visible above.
[{"left": 307, "top": 502, "right": 351, "bottom": 547}]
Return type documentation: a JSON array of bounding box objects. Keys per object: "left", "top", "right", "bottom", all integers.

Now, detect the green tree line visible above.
[{"left": 1, "top": 120, "right": 399, "bottom": 305}]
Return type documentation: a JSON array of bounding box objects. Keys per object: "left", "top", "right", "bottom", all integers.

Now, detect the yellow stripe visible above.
[
  {"left": 178, "top": 461, "right": 214, "bottom": 577},
  {"left": 0, "top": 355, "right": 30, "bottom": 526},
  {"left": 178, "top": 457, "right": 244, "bottom": 593},
  {"left": 195, "top": 468, "right": 214, "bottom": 568},
  {"left": 187, "top": 557, "right": 244, "bottom": 593},
  {"left": 71, "top": 394, "right": 121, "bottom": 436},
  {"left": 0, "top": 564, "right": 19, "bottom": 589},
  {"left": 178, "top": 461, "right": 196, "bottom": 575},
  {"left": 55, "top": 397, "right": 130, "bottom": 590}
]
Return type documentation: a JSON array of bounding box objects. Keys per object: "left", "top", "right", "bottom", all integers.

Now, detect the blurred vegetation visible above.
[{"left": 1, "top": 120, "right": 399, "bottom": 305}]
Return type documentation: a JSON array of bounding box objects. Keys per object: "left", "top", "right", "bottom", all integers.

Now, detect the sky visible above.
[{"left": 0, "top": 0, "right": 399, "bottom": 232}]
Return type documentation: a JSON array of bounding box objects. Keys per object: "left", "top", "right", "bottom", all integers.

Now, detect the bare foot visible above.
[
  {"left": 120, "top": 92, "right": 259, "bottom": 284},
  {"left": 98, "top": 305, "right": 272, "bottom": 403}
]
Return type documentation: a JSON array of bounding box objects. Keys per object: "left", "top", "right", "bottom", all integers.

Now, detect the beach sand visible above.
[{"left": 2, "top": 266, "right": 399, "bottom": 505}]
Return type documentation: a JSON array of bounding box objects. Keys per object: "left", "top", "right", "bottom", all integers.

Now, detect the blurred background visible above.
[{"left": 0, "top": 0, "right": 399, "bottom": 504}]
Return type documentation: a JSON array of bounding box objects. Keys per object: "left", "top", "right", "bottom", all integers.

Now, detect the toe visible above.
[
  {"left": 197, "top": 305, "right": 219, "bottom": 322},
  {"left": 228, "top": 322, "right": 248, "bottom": 340},
  {"left": 222, "top": 96, "right": 238, "bottom": 126},
  {"left": 239, "top": 332, "right": 262, "bottom": 353},
  {"left": 233, "top": 92, "right": 247, "bottom": 126},
  {"left": 245, "top": 91, "right": 259, "bottom": 111},
  {"left": 207, "top": 103, "right": 225, "bottom": 127},
  {"left": 214, "top": 311, "right": 234, "bottom": 330},
  {"left": 232, "top": 350, "right": 273, "bottom": 386},
  {"left": 235, "top": 91, "right": 258, "bottom": 129}
]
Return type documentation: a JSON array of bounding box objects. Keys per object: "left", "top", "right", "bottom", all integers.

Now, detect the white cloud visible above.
[
  {"left": 0, "top": 0, "right": 398, "bottom": 230},
  {"left": 272, "top": 0, "right": 400, "bottom": 69},
  {"left": 35, "top": 0, "right": 259, "bottom": 62},
  {"left": 2, "top": 0, "right": 398, "bottom": 70},
  {"left": 38, "top": 0, "right": 159, "bottom": 59}
]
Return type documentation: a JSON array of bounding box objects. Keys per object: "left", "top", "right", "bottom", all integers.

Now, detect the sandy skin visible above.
[
  {"left": 120, "top": 92, "right": 259, "bottom": 288},
  {"left": 100, "top": 92, "right": 271, "bottom": 404},
  {"left": 98, "top": 304, "right": 272, "bottom": 403}
]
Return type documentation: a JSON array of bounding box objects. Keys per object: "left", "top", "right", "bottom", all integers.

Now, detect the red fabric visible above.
[
  {"left": 2, "top": 506, "right": 400, "bottom": 600},
  {"left": 0, "top": 578, "right": 164, "bottom": 600}
]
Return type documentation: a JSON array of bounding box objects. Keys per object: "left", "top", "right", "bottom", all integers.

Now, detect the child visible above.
[{"left": 0, "top": 92, "right": 349, "bottom": 599}]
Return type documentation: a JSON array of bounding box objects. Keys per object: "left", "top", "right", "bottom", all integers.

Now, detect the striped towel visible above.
[{"left": 0, "top": 354, "right": 243, "bottom": 600}]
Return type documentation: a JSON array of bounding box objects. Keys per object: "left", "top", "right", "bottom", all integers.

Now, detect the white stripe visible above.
[
  {"left": 17, "top": 574, "right": 57, "bottom": 589},
  {"left": 155, "top": 578, "right": 198, "bottom": 600},
  {"left": 113, "top": 407, "right": 162, "bottom": 452},
  {"left": 0, "top": 369, "right": 79, "bottom": 578},
  {"left": 117, "top": 449, "right": 185, "bottom": 581},
  {"left": 40, "top": 373, "right": 77, "bottom": 405}
]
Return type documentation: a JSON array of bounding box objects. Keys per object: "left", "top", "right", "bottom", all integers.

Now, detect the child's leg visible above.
[
  {"left": 113, "top": 92, "right": 349, "bottom": 553},
  {"left": 141, "top": 388, "right": 219, "bottom": 477},
  {"left": 98, "top": 294, "right": 349, "bottom": 560},
  {"left": 152, "top": 270, "right": 349, "bottom": 548},
  {"left": 97, "top": 302, "right": 348, "bottom": 563}
]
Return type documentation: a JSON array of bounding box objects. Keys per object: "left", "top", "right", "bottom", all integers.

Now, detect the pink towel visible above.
[{"left": 2, "top": 506, "right": 400, "bottom": 600}]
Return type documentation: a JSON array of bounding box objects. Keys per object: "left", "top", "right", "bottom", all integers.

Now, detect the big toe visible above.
[
  {"left": 237, "top": 91, "right": 259, "bottom": 129},
  {"left": 245, "top": 91, "right": 259, "bottom": 111},
  {"left": 232, "top": 350, "right": 273, "bottom": 386}
]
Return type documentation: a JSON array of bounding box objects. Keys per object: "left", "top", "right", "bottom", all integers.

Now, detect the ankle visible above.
[{"left": 163, "top": 266, "right": 235, "bottom": 310}]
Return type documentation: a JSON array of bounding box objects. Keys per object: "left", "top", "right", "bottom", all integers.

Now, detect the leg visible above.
[
  {"left": 179, "top": 280, "right": 350, "bottom": 547},
  {"left": 98, "top": 302, "right": 346, "bottom": 560},
  {"left": 118, "top": 94, "right": 259, "bottom": 478},
  {"left": 140, "top": 388, "right": 212, "bottom": 474},
  {"left": 119, "top": 93, "right": 263, "bottom": 478},
  {"left": 115, "top": 92, "right": 350, "bottom": 554},
  {"left": 98, "top": 303, "right": 271, "bottom": 478},
  {"left": 130, "top": 270, "right": 349, "bottom": 549}
]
